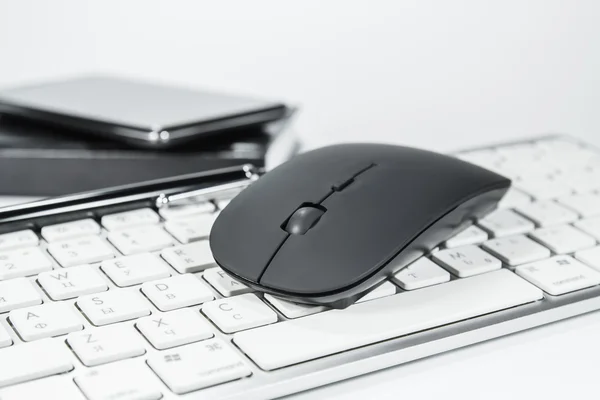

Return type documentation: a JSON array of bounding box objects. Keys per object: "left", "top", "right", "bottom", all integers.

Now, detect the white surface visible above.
[{"left": 1, "top": 0, "right": 600, "bottom": 398}]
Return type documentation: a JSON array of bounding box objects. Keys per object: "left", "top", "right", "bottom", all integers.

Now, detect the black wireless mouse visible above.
[{"left": 209, "top": 144, "right": 510, "bottom": 309}]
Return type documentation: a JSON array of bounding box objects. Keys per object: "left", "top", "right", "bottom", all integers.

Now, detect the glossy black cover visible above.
[{"left": 210, "top": 144, "right": 511, "bottom": 308}]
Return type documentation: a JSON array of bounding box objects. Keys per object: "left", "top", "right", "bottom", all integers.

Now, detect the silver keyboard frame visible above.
[{"left": 0, "top": 134, "right": 598, "bottom": 400}]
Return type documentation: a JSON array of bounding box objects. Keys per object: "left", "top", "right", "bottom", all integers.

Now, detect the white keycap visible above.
[
  {"left": 498, "top": 188, "right": 532, "bottom": 209},
  {"left": 392, "top": 257, "right": 451, "bottom": 290},
  {"left": 264, "top": 294, "right": 327, "bottom": 319},
  {"left": 137, "top": 308, "right": 213, "bottom": 349},
  {"left": 41, "top": 218, "right": 101, "bottom": 242},
  {"left": 0, "top": 247, "right": 53, "bottom": 279},
  {"left": 216, "top": 198, "right": 233, "bottom": 210},
  {"left": 558, "top": 193, "right": 600, "bottom": 218},
  {"left": 516, "top": 255, "right": 600, "bottom": 295},
  {"left": 432, "top": 245, "right": 502, "bottom": 277},
  {"left": 576, "top": 246, "right": 600, "bottom": 271},
  {"left": 78, "top": 290, "right": 150, "bottom": 326},
  {"left": 357, "top": 281, "right": 396, "bottom": 303},
  {"left": 158, "top": 202, "right": 215, "bottom": 220},
  {"left": 0, "top": 339, "right": 73, "bottom": 388},
  {"left": 10, "top": 303, "right": 83, "bottom": 341},
  {"left": 515, "top": 177, "right": 573, "bottom": 200},
  {"left": 235, "top": 269, "right": 542, "bottom": 370},
  {"left": 0, "top": 376, "right": 85, "bottom": 400},
  {"left": 0, "top": 278, "right": 42, "bottom": 313},
  {"left": 161, "top": 241, "right": 215, "bottom": 273},
  {"left": 75, "top": 359, "right": 162, "bottom": 400},
  {"left": 0, "top": 324, "right": 12, "bottom": 348},
  {"left": 141, "top": 274, "right": 214, "bottom": 311},
  {"left": 147, "top": 339, "right": 251, "bottom": 394},
  {"left": 444, "top": 225, "right": 488, "bottom": 248},
  {"left": 101, "top": 208, "right": 160, "bottom": 231},
  {"left": 575, "top": 217, "right": 600, "bottom": 241},
  {"left": 483, "top": 235, "right": 551, "bottom": 266},
  {"left": 67, "top": 324, "right": 146, "bottom": 366},
  {"left": 530, "top": 225, "right": 596, "bottom": 254},
  {"left": 101, "top": 253, "right": 171, "bottom": 287},
  {"left": 202, "top": 293, "right": 278, "bottom": 333},
  {"left": 47, "top": 236, "right": 115, "bottom": 267},
  {"left": 478, "top": 209, "right": 535, "bottom": 237},
  {"left": 515, "top": 200, "right": 578, "bottom": 227},
  {"left": 108, "top": 226, "right": 174, "bottom": 255},
  {"left": 164, "top": 214, "right": 218, "bottom": 244},
  {"left": 0, "top": 230, "right": 39, "bottom": 251},
  {"left": 203, "top": 267, "right": 251, "bottom": 297},
  {"left": 38, "top": 265, "right": 108, "bottom": 300}
]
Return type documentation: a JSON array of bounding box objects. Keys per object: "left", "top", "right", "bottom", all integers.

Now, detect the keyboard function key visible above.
[
  {"left": 78, "top": 290, "right": 150, "bottom": 326},
  {"left": 101, "top": 253, "right": 171, "bottom": 287},
  {"left": 478, "top": 209, "right": 535, "bottom": 237},
  {"left": 0, "top": 247, "right": 53, "bottom": 280},
  {"left": 136, "top": 308, "right": 213, "bottom": 349},
  {"left": 432, "top": 245, "right": 502, "bottom": 277},
  {"left": 47, "top": 236, "right": 115, "bottom": 267},
  {"left": 141, "top": 274, "right": 214, "bottom": 311},
  {"left": 108, "top": 226, "right": 174, "bottom": 255},
  {"left": 444, "top": 225, "right": 488, "bottom": 248},
  {"left": 164, "top": 214, "right": 218, "bottom": 244},
  {"left": 392, "top": 257, "right": 451, "bottom": 290},
  {"left": 147, "top": 339, "right": 251, "bottom": 394},
  {"left": 0, "top": 278, "right": 42, "bottom": 313},
  {"left": 101, "top": 208, "right": 160, "bottom": 231},
  {"left": 483, "top": 235, "right": 551, "bottom": 266},
  {"left": 161, "top": 241, "right": 215, "bottom": 273},
  {"left": 203, "top": 267, "right": 251, "bottom": 297},
  {"left": 202, "top": 293, "right": 278, "bottom": 333},
  {"left": 574, "top": 217, "right": 600, "bottom": 241},
  {"left": 41, "top": 219, "right": 101, "bottom": 242},
  {"left": 575, "top": 246, "right": 600, "bottom": 271},
  {"left": 67, "top": 324, "right": 146, "bottom": 366},
  {"left": 515, "top": 255, "right": 600, "bottom": 295},
  {"left": 0, "top": 230, "right": 39, "bottom": 251},
  {"left": 264, "top": 294, "right": 327, "bottom": 319},
  {"left": 9, "top": 303, "right": 83, "bottom": 341},
  {"left": 38, "top": 265, "right": 108, "bottom": 300},
  {"left": 529, "top": 225, "right": 596, "bottom": 254},
  {"left": 515, "top": 200, "right": 578, "bottom": 227},
  {"left": 558, "top": 193, "right": 600, "bottom": 218}
]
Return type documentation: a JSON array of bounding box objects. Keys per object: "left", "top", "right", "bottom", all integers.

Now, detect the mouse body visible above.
[{"left": 210, "top": 144, "right": 510, "bottom": 309}]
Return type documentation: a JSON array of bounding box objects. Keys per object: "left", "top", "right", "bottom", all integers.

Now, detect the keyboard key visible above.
[
  {"left": 483, "top": 235, "right": 551, "bottom": 266},
  {"left": 75, "top": 359, "right": 162, "bottom": 400},
  {"left": 392, "top": 257, "right": 451, "bottom": 290},
  {"left": 161, "top": 241, "right": 215, "bottom": 273},
  {"left": 0, "top": 325, "right": 12, "bottom": 348},
  {"left": 67, "top": 325, "right": 146, "bottom": 366},
  {"left": 101, "top": 208, "right": 160, "bottom": 231},
  {"left": 498, "top": 188, "right": 532, "bottom": 209},
  {"left": 0, "top": 247, "right": 53, "bottom": 279},
  {"left": 147, "top": 339, "right": 251, "bottom": 394},
  {"left": 203, "top": 267, "right": 251, "bottom": 297},
  {"left": 108, "top": 226, "right": 174, "bottom": 255},
  {"left": 216, "top": 198, "right": 233, "bottom": 210},
  {"left": 47, "top": 237, "right": 115, "bottom": 267},
  {"left": 574, "top": 217, "right": 600, "bottom": 241},
  {"left": 234, "top": 269, "right": 542, "bottom": 370},
  {"left": 529, "top": 225, "right": 596, "bottom": 254},
  {"left": 444, "top": 225, "right": 488, "bottom": 248},
  {"left": 38, "top": 265, "right": 108, "bottom": 300},
  {"left": 0, "top": 339, "right": 74, "bottom": 388},
  {"left": 0, "top": 230, "right": 39, "bottom": 251},
  {"left": 0, "top": 376, "right": 85, "bottom": 400},
  {"left": 264, "top": 294, "right": 327, "bottom": 319},
  {"left": 558, "top": 193, "right": 600, "bottom": 218},
  {"left": 515, "top": 200, "right": 578, "bottom": 227},
  {"left": 41, "top": 218, "right": 101, "bottom": 242},
  {"left": 202, "top": 293, "right": 278, "bottom": 333},
  {"left": 164, "top": 214, "right": 218, "bottom": 244},
  {"left": 136, "top": 308, "right": 213, "bottom": 349},
  {"left": 141, "top": 274, "right": 214, "bottom": 311},
  {"left": 0, "top": 278, "right": 42, "bottom": 313},
  {"left": 477, "top": 209, "right": 535, "bottom": 237},
  {"left": 356, "top": 281, "right": 396, "bottom": 303},
  {"left": 158, "top": 202, "right": 215, "bottom": 220},
  {"left": 432, "top": 245, "right": 502, "bottom": 277},
  {"left": 515, "top": 177, "right": 573, "bottom": 200},
  {"left": 515, "top": 255, "right": 600, "bottom": 295},
  {"left": 78, "top": 290, "right": 150, "bottom": 326},
  {"left": 576, "top": 246, "right": 600, "bottom": 271},
  {"left": 10, "top": 303, "right": 83, "bottom": 341},
  {"left": 101, "top": 253, "right": 171, "bottom": 287}
]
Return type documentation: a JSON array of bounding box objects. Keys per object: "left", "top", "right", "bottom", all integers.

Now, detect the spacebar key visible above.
[{"left": 234, "top": 269, "right": 543, "bottom": 370}]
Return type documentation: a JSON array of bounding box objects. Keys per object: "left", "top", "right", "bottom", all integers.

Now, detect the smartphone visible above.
[{"left": 0, "top": 76, "right": 289, "bottom": 148}]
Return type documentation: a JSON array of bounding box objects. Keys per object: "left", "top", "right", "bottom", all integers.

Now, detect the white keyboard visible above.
[{"left": 0, "top": 136, "right": 599, "bottom": 400}]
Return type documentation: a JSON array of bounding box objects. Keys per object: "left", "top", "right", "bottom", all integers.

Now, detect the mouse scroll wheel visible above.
[{"left": 283, "top": 205, "right": 326, "bottom": 235}]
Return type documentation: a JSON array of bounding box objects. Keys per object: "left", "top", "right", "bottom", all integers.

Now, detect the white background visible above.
[{"left": 1, "top": 1, "right": 600, "bottom": 399}]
